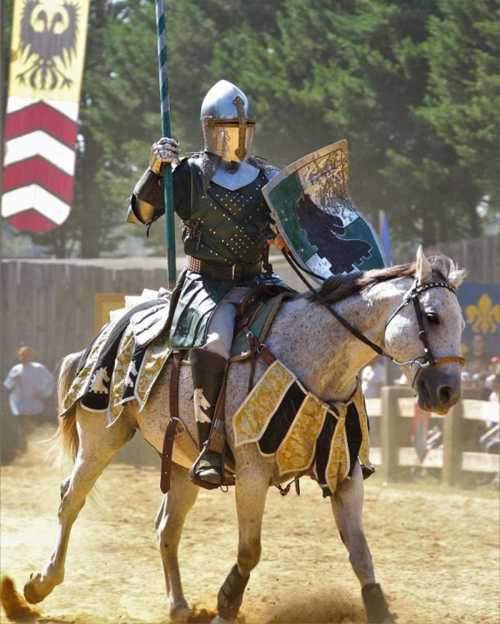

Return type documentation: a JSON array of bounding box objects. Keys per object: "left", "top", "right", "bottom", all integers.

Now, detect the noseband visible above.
[{"left": 323, "top": 278, "right": 465, "bottom": 385}]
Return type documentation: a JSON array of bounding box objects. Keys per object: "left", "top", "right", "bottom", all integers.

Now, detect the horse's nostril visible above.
[{"left": 438, "top": 385, "right": 452, "bottom": 405}]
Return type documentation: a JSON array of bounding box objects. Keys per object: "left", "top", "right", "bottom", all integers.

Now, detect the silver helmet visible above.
[{"left": 201, "top": 80, "right": 255, "bottom": 163}]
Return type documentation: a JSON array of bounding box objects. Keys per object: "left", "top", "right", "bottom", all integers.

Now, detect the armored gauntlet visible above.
[
  {"left": 127, "top": 137, "right": 179, "bottom": 225},
  {"left": 150, "top": 137, "right": 179, "bottom": 174}
]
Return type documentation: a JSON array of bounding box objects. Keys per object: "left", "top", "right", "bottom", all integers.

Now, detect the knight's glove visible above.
[{"left": 150, "top": 137, "right": 179, "bottom": 175}]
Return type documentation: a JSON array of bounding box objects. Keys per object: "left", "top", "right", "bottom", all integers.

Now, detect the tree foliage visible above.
[
  {"left": 2, "top": 0, "right": 498, "bottom": 255},
  {"left": 210, "top": 0, "right": 498, "bottom": 245},
  {"left": 423, "top": 0, "right": 500, "bottom": 222}
]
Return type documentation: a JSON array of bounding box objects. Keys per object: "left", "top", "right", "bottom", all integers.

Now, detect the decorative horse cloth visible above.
[
  {"left": 60, "top": 292, "right": 173, "bottom": 425},
  {"left": 233, "top": 360, "right": 370, "bottom": 496},
  {"left": 60, "top": 289, "right": 292, "bottom": 426}
]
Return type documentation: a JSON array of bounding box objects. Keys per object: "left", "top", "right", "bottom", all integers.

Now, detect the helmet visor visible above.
[{"left": 203, "top": 119, "right": 255, "bottom": 162}]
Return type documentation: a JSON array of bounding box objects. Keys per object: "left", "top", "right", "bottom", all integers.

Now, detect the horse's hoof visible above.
[
  {"left": 23, "top": 578, "right": 45, "bottom": 604},
  {"left": 211, "top": 616, "right": 234, "bottom": 624},
  {"left": 169, "top": 604, "right": 191, "bottom": 623}
]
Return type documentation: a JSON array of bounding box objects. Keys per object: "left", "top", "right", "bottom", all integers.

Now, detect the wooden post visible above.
[
  {"left": 442, "top": 400, "right": 463, "bottom": 486},
  {"left": 380, "top": 386, "right": 401, "bottom": 482}
]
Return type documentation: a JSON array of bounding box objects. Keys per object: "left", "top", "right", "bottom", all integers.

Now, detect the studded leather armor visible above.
[{"left": 129, "top": 156, "right": 274, "bottom": 266}]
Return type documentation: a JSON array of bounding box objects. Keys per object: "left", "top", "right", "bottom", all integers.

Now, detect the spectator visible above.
[
  {"left": 488, "top": 356, "right": 500, "bottom": 377},
  {"left": 486, "top": 371, "right": 500, "bottom": 404},
  {"left": 3, "top": 346, "right": 55, "bottom": 435},
  {"left": 361, "top": 357, "right": 385, "bottom": 398},
  {"left": 479, "top": 372, "right": 500, "bottom": 487},
  {"left": 466, "top": 334, "right": 490, "bottom": 377}
]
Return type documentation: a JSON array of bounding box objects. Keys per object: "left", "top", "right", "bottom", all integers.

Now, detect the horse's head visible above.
[{"left": 384, "top": 247, "right": 466, "bottom": 414}]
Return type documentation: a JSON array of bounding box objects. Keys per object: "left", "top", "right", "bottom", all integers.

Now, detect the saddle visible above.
[{"left": 126, "top": 284, "right": 290, "bottom": 360}]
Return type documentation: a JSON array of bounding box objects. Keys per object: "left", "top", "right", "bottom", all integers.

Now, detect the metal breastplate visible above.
[{"left": 210, "top": 161, "right": 260, "bottom": 190}]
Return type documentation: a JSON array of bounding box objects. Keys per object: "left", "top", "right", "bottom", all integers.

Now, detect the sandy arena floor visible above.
[{"left": 1, "top": 426, "right": 499, "bottom": 624}]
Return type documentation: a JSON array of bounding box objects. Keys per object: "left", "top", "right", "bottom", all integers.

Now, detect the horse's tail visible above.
[{"left": 56, "top": 351, "right": 83, "bottom": 463}]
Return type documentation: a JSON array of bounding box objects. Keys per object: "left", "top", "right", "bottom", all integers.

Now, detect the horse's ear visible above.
[
  {"left": 448, "top": 264, "right": 467, "bottom": 289},
  {"left": 415, "top": 245, "right": 432, "bottom": 283}
]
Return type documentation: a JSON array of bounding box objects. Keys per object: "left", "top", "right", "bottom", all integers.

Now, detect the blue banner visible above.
[
  {"left": 459, "top": 282, "right": 500, "bottom": 358},
  {"left": 378, "top": 210, "right": 393, "bottom": 266}
]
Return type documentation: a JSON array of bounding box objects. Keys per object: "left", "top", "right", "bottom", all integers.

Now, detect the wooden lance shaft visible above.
[{"left": 155, "top": 0, "right": 176, "bottom": 288}]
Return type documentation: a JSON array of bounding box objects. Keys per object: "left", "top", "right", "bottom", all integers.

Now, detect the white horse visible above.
[{"left": 23, "top": 248, "right": 465, "bottom": 624}]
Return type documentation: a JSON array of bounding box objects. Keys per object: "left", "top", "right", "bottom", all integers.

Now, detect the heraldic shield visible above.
[{"left": 263, "top": 140, "right": 385, "bottom": 280}]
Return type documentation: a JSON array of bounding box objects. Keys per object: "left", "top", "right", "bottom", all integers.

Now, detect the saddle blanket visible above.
[
  {"left": 61, "top": 293, "right": 173, "bottom": 425},
  {"left": 233, "top": 360, "right": 370, "bottom": 496},
  {"left": 60, "top": 289, "right": 290, "bottom": 425}
]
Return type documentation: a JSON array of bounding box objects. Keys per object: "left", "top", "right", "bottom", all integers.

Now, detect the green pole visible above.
[{"left": 155, "top": 0, "right": 176, "bottom": 288}]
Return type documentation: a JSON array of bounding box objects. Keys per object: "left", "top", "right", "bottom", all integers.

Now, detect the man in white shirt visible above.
[
  {"left": 361, "top": 357, "right": 385, "bottom": 398},
  {"left": 3, "top": 346, "right": 55, "bottom": 433}
]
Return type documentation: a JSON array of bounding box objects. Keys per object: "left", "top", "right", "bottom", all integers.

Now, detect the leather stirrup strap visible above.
[
  {"left": 160, "top": 353, "right": 182, "bottom": 494},
  {"left": 246, "top": 329, "right": 276, "bottom": 392}
]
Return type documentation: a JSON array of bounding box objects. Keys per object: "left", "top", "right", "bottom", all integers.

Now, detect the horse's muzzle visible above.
[{"left": 416, "top": 366, "right": 461, "bottom": 414}]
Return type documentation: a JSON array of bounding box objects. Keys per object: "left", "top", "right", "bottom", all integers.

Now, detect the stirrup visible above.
[{"left": 189, "top": 448, "right": 224, "bottom": 491}]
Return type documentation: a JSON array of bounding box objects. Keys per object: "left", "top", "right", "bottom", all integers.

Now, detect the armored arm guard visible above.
[
  {"left": 127, "top": 168, "right": 164, "bottom": 225},
  {"left": 127, "top": 159, "right": 192, "bottom": 226}
]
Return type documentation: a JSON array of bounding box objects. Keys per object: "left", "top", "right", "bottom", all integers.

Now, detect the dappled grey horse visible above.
[{"left": 24, "top": 248, "right": 465, "bottom": 624}]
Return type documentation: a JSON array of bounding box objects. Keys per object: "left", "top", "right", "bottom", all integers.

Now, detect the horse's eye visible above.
[{"left": 425, "top": 311, "right": 440, "bottom": 325}]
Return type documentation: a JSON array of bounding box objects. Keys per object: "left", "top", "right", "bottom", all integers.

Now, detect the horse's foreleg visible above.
[
  {"left": 213, "top": 447, "right": 270, "bottom": 624},
  {"left": 24, "top": 408, "right": 133, "bottom": 604},
  {"left": 155, "top": 463, "right": 198, "bottom": 623},
  {"left": 331, "top": 462, "right": 394, "bottom": 624}
]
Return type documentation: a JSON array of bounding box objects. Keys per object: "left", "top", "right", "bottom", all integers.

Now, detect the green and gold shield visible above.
[{"left": 263, "top": 140, "right": 385, "bottom": 280}]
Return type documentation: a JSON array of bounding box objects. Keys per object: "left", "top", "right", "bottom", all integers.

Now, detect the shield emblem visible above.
[{"left": 263, "top": 140, "right": 385, "bottom": 281}]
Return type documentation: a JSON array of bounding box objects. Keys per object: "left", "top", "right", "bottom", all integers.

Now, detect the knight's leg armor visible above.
[
  {"left": 189, "top": 348, "right": 227, "bottom": 487},
  {"left": 189, "top": 301, "right": 237, "bottom": 487}
]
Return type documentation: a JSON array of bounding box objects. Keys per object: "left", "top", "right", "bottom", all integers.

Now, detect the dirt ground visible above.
[{"left": 1, "top": 426, "right": 499, "bottom": 624}]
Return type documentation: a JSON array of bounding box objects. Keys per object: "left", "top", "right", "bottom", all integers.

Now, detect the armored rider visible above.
[{"left": 127, "top": 80, "right": 287, "bottom": 488}]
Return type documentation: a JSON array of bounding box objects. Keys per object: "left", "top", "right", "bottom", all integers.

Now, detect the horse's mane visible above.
[{"left": 309, "top": 255, "right": 457, "bottom": 305}]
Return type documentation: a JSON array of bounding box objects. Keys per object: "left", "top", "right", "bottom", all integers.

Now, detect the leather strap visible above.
[
  {"left": 186, "top": 255, "right": 262, "bottom": 281},
  {"left": 283, "top": 249, "right": 464, "bottom": 375},
  {"left": 246, "top": 329, "right": 276, "bottom": 392},
  {"left": 160, "top": 353, "right": 182, "bottom": 494}
]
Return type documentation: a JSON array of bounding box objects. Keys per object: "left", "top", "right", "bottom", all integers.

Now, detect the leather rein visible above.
[
  {"left": 345, "top": 279, "right": 465, "bottom": 374},
  {"left": 283, "top": 252, "right": 465, "bottom": 385}
]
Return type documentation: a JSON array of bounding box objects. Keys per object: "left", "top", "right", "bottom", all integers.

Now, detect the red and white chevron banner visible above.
[{"left": 2, "top": 0, "right": 90, "bottom": 233}]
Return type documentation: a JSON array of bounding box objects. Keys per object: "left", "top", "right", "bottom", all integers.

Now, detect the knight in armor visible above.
[{"left": 127, "top": 80, "right": 287, "bottom": 488}]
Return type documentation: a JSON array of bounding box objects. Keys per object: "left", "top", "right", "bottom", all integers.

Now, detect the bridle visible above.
[
  {"left": 323, "top": 277, "right": 465, "bottom": 386},
  {"left": 282, "top": 250, "right": 465, "bottom": 385}
]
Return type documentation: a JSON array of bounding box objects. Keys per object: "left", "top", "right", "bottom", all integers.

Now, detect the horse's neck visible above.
[{"left": 269, "top": 277, "right": 411, "bottom": 402}]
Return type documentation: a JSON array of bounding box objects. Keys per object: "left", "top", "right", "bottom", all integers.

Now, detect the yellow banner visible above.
[{"left": 8, "top": 0, "right": 90, "bottom": 103}]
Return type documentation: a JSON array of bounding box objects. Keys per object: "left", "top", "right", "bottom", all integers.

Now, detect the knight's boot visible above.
[{"left": 189, "top": 349, "right": 226, "bottom": 487}]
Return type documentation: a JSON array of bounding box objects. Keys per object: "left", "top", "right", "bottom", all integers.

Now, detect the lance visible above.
[{"left": 155, "top": 0, "right": 177, "bottom": 288}]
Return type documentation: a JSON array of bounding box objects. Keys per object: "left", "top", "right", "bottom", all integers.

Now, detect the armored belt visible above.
[{"left": 186, "top": 256, "right": 261, "bottom": 281}]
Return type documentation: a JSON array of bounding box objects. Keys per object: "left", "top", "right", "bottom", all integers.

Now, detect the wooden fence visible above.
[
  {"left": 0, "top": 256, "right": 304, "bottom": 464},
  {"left": 366, "top": 386, "right": 499, "bottom": 484},
  {"left": 0, "top": 255, "right": 304, "bottom": 374},
  {"left": 1, "top": 236, "right": 497, "bottom": 467},
  {"left": 395, "top": 233, "right": 500, "bottom": 283},
  {"left": 2, "top": 234, "right": 497, "bottom": 373},
  {"left": 434, "top": 234, "right": 500, "bottom": 284}
]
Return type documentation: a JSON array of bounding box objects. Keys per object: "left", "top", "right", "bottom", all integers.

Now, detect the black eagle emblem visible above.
[{"left": 16, "top": 0, "right": 79, "bottom": 90}]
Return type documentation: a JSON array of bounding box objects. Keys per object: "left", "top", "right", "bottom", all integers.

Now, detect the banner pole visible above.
[{"left": 155, "top": 0, "right": 177, "bottom": 288}]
